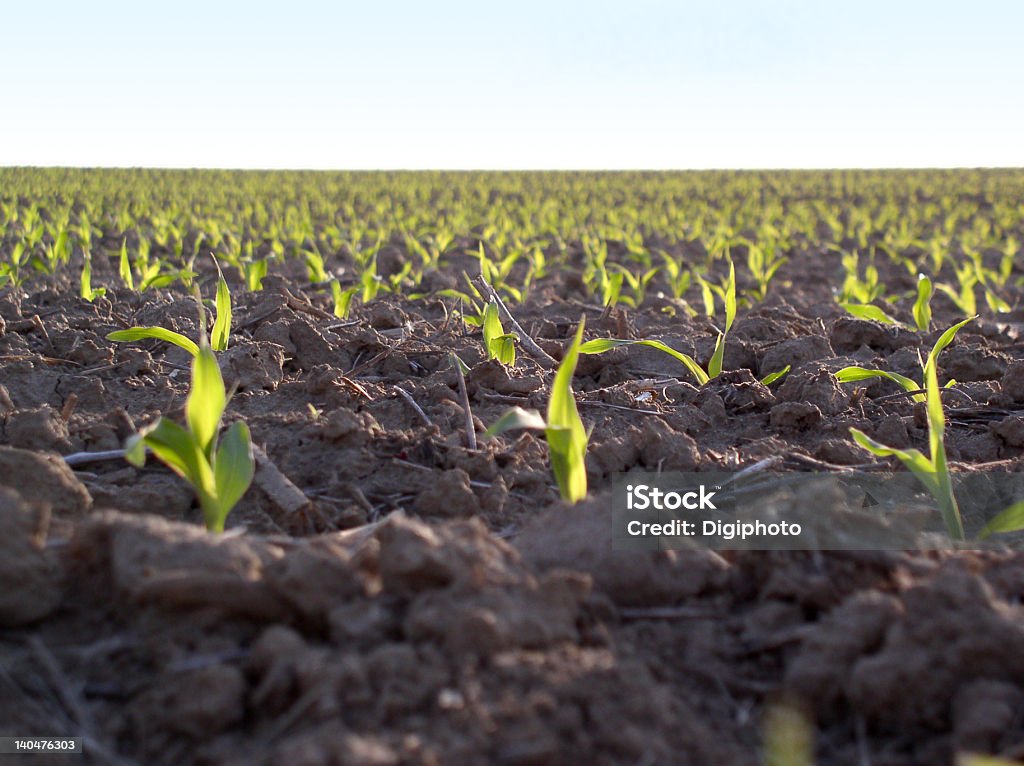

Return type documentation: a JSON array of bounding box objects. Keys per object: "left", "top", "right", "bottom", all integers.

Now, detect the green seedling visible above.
[
  {"left": 839, "top": 301, "right": 899, "bottom": 325},
  {"left": 912, "top": 273, "right": 932, "bottom": 331},
  {"left": 125, "top": 344, "right": 254, "bottom": 533},
  {"left": 580, "top": 338, "right": 710, "bottom": 385},
  {"left": 659, "top": 250, "right": 692, "bottom": 300},
  {"left": 848, "top": 320, "right": 972, "bottom": 540},
  {"left": 744, "top": 238, "right": 787, "bottom": 302},
  {"left": 485, "top": 318, "right": 588, "bottom": 503},
  {"left": 243, "top": 257, "right": 268, "bottom": 292},
  {"left": 703, "top": 257, "right": 737, "bottom": 378},
  {"left": 79, "top": 249, "right": 105, "bottom": 302},
  {"left": 330, "top": 279, "right": 359, "bottom": 318},
  {"left": 577, "top": 337, "right": 788, "bottom": 387},
  {"left": 836, "top": 248, "right": 885, "bottom": 304},
  {"left": 119, "top": 238, "right": 134, "bottom": 290},
  {"left": 107, "top": 258, "right": 233, "bottom": 354},
  {"left": 482, "top": 300, "right": 517, "bottom": 366},
  {"left": 835, "top": 316, "right": 973, "bottom": 403}
]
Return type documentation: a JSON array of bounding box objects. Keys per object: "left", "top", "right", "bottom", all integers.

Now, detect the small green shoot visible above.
[
  {"left": 913, "top": 273, "right": 932, "bottom": 331},
  {"left": 482, "top": 300, "right": 517, "bottom": 366},
  {"left": 79, "top": 250, "right": 105, "bottom": 302},
  {"left": 835, "top": 317, "right": 974, "bottom": 402},
  {"left": 106, "top": 326, "right": 200, "bottom": 356},
  {"left": 839, "top": 302, "right": 899, "bottom": 325},
  {"left": 119, "top": 238, "right": 134, "bottom": 290},
  {"left": 485, "top": 318, "right": 588, "bottom": 503},
  {"left": 125, "top": 345, "right": 254, "bottom": 532},
  {"left": 210, "top": 258, "right": 232, "bottom": 351},
  {"left": 107, "top": 259, "right": 234, "bottom": 355},
  {"left": 579, "top": 338, "right": 709, "bottom": 385},
  {"left": 331, "top": 279, "right": 359, "bottom": 318},
  {"left": 849, "top": 320, "right": 971, "bottom": 540}
]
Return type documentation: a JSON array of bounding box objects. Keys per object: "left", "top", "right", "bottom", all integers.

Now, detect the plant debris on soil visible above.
[{"left": 4, "top": 168, "right": 1024, "bottom": 765}]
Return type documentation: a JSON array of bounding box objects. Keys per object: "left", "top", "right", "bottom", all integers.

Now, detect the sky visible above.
[{"left": 2, "top": 0, "right": 1021, "bottom": 169}]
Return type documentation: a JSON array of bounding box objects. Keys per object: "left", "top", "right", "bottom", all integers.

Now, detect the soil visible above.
[{"left": 5, "top": 233, "right": 1024, "bottom": 765}]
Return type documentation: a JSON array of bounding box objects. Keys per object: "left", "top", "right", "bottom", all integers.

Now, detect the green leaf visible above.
[
  {"left": 187, "top": 347, "right": 226, "bottom": 456},
  {"left": 484, "top": 406, "right": 547, "bottom": 438},
  {"left": 695, "top": 272, "right": 715, "bottom": 317},
  {"left": 80, "top": 251, "right": 103, "bottom": 302},
  {"left": 913, "top": 274, "right": 932, "bottom": 331},
  {"left": 124, "top": 433, "right": 147, "bottom": 467},
  {"left": 107, "top": 327, "right": 200, "bottom": 357},
  {"left": 210, "top": 421, "right": 255, "bottom": 532},
  {"left": 835, "top": 366, "right": 920, "bottom": 396},
  {"left": 482, "top": 301, "right": 506, "bottom": 362},
  {"left": 760, "top": 365, "right": 790, "bottom": 386},
  {"left": 447, "top": 352, "right": 471, "bottom": 378},
  {"left": 119, "top": 238, "right": 134, "bottom": 290},
  {"left": 137, "top": 418, "right": 214, "bottom": 497},
  {"left": 578, "top": 338, "right": 709, "bottom": 385},
  {"left": 723, "top": 257, "right": 737, "bottom": 333},
  {"left": 493, "top": 334, "right": 517, "bottom": 366},
  {"left": 546, "top": 319, "right": 588, "bottom": 503},
  {"left": 708, "top": 332, "right": 726, "bottom": 378},
  {"left": 926, "top": 316, "right": 975, "bottom": 371},
  {"left": 849, "top": 428, "right": 939, "bottom": 495},
  {"left": 985, "top": 288, "right": 1011, "bottom": 313},
  {"left": 330, "top": 280, "right": 359, "bottom": 318},
  {"left": 839, "top": 302, "right": 899, "bottom": 325},
  {"left": 245, "top": 258, "right": 268, "bottom": 292},
  {"left": 210, "top": 258, "right": 232, "bottom": 351},
  {"left": 978, "top": 500, "right": 1024, "bottom": 539}
]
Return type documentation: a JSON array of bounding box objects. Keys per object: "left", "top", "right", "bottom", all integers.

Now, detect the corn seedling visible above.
[
  {"left": 848, "top": 321, "right": 972, "bottom": 540},
  {"left": 912, "top": 273, "right": 932, "bottom": 331},
  {"left": 744, "top": 238, "right": 787, "bottom": 302},
  {"left": 330, "top": 279, "right": 359, "bottom": 319},
  {"left": 836, "top": 248, "right": 885, "bottom": 304},
  {"left": 125, "top": 344, "right": 254, "bottom": 533},
  {"left": 107, "top": 258, "right": 233, "bottom": 355},
  {"left": 835, "top": 316, "right": 973, "bottom": 402},
  {"left": 118, "top": 238, "right": 135, "bottom": 290},
  {"left": 707, "top": 257, "right": 737, "bottom": 378},
  {"left": 79, "top": 249, "right": 105, "bottom": 302},
  {"left": 485, "top": 318, "right": 588, "bottom": 503},
  {"left": 659, "top": 250, "right": 692, "bottom": 300},
  {"left": 839, "top": 301, "right": 900, "bottom": 325},
  {"left": 481, "top": 300, "right": 517, "bottom": 366}
]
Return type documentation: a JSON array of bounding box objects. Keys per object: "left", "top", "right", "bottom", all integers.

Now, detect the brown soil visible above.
[{"left": 4, "top": 243, "right": 1024, "bottom": 765}]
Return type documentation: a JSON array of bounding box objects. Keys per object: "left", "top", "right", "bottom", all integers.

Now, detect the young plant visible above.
[
  {"left": 835, "top": 317, "right": 973, "bottom": 403},
  {"left": 125, "top": 344, "right": 255, "bottom": 533},
  {"left": 849, "top": 342, "right": 963, "bottom": 540},
  {"left": 912, "top": 273, "right": 933, "bottom": 332},
  {"left": 482, "top": 300, "right": 517, "bottom": 366},
  {"left": 744, "top": 239, "right": 787, "bottom": 302},
  {"left": 701, "top": 257, "right": 737, "bottom": 378},
  {"left": 839, "top": 301, "right": 900, "bottom": 325},
  {"left": 659, "top": 250, "right": 692, "bottom": 300},
  {"left": 330, "top": 279, "right": 359, "bottom": 319},
  {"left": 577, "top": 337, "right": 789, "bottom": 387},
  {"left": 79, "top": 249, "right": 106, "bottom": 302},
  {"left": 485, "top": 318, "right": 588, "bottom": 503},
  {"left": 118, "top": 238, "right": 135, "bottom": 290},
  {"left": 107, "top": 258, "right": 233, "bottom": 354}
]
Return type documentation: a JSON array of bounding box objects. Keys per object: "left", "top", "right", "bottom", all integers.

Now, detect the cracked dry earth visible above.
[{"left": 5, "top": 247, "right": 1024, "bottom": 765}]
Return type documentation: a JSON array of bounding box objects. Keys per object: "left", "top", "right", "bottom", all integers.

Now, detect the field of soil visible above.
[{"left": 4, "top": 170, "right": 1024, "bottom": 765}]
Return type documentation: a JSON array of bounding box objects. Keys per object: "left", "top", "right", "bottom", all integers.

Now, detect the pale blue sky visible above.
[{"left": 2, "top": 1, "right": 1021, "bottom": 168}]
